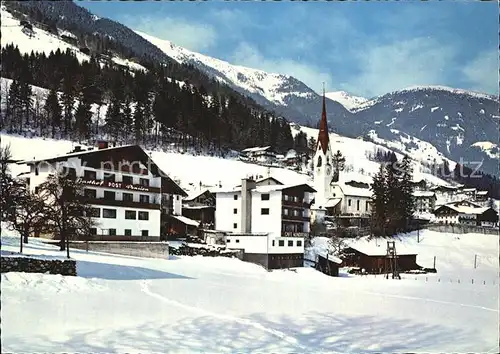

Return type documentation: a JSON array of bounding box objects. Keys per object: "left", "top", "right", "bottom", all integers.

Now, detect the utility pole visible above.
[
  {"left": 433, "top": 256, "right": 436, "bottom": 270},
  {"left": 474, "top": 254, "right": 477, "bottom": 269}
]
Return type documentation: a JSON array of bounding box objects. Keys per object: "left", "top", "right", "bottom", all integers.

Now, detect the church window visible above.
[{"left": 317, "top": 156, "right": 322, "bottom": 168}]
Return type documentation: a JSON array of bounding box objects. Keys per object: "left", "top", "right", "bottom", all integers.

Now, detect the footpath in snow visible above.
[{"left": 1, "top": 228, "right": 499, "bottom": 353}]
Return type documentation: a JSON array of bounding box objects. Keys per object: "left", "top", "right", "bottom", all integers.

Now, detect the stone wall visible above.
[
  {"left": 1, "top": 256, "right": 77, "bottom": 276},
  {"left": 65, "top": 241, "right": 170, "bottom": 259}
]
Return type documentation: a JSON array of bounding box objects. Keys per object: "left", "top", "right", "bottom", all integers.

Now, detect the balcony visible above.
[
  {"left": 282, "top": 214, "right": 310, "bottom": 222},
  {"left": 82, "top": 197, "right": 160, "bottom": 210},
  {"left": 282, "top": 198, "right": 309, "bottom": 208}
]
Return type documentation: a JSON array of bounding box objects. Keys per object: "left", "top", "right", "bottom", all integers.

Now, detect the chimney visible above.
[
  {"left": 240, "top": 177, "right": 256, "bottom": 233},
  {"left": 97, "top": 141, "right": 109, "bottom": 150}
]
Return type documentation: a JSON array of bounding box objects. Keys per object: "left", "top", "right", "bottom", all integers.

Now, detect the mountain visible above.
[
  {"left": 325, "top": 91, "right": 369, "bottom": 112},
  {"left": 134, "top": 31, "right": 352, "bottom": 128},
  {"left": 3, "top": 1, "right": 499, "bottom": 176},
  {"left": 352, "top": 86, "right": 500, "bottom": 175}
]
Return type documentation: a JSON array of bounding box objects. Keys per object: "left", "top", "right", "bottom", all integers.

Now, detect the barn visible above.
[
  {"left": 316, "top": 251, "right": 342, "bottom": 277},
  {"left": 342, "top": 242, "right": 419, "bottom": 274}
]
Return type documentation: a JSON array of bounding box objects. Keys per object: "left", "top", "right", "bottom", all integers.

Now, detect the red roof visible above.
[{"left": 317, "top": 91, "right": 330, "bottom": 154}]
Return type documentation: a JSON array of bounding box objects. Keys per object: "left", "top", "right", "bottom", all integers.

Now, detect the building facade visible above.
[
  {"left": 215, "top": 178, "right": 315, "bottom": 269},
  {"left": 413, "top": 191, "right": 437, "bottom": 214},
  {"left": 20, "top": 144, "right": 186, "bottom": 240}
]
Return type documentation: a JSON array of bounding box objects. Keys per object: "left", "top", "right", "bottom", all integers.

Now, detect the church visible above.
[{"left": 310, "top": 89, "right": 373, "bottom": 225}]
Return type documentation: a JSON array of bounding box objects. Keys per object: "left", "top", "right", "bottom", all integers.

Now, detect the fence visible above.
[
  {"left": 426, "top": 224, "right": 499, "bottom": 235},
  {"left": 360, "top": 273, "right": 498, "bottom": 287}
]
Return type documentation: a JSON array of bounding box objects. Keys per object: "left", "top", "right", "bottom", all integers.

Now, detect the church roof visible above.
[{"left": 317, "top": 89, "right": 330, "bottom": 155}]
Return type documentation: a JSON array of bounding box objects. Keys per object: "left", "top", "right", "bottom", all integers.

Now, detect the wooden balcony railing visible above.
[{"left": 282, "top": 214, "right": 310, "bottom": 222}]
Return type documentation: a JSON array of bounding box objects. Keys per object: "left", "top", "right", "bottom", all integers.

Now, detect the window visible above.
[
  {"left": 34, "top": 186, "right": 39, "bottom": 194},
  {"left": 123, "top": 193, "right": 133, "bottom": 202},
  {"left": 284, "top": 208, "right": 289, "bottom": 215},
  {"left": 104, "top": 173, "right": 115, "bottom": 182},
  {"left": 233, "top": 223, "right": 237, "bottom": 229},
  {"left": 139, "top": 195, "right": 150, "bottom": 203},
  {"left": 176, "top": 195, "right": 179, "bottom": 200},
  {"left": 272, "top": 240, "right": 275, "bottom": 246},
  {"left": 261, "top": 193, "right": 270, "bottom": 201},
  {"left": 288, "top": 240, "right": 293, "bottom": 247},
  {"left": 297, "top": 240, "right": 302, "bottom": 247},
  {"left": 90, "top": 228, "right": 97, "bottom": 235},
  {"left": 233, "top": 208, "right": 237, "bottom": 214},
  {"left": 104, "top": 191, "right": 115, "bottom": 201},
  {"left": 141, "top": 230, "right": 149, "bottom": 237},
  {"left": 278, "top": 240, "right": 285, "bottom": 247},
  {"left": 317, "top": 156, "right": 322, "bottom": 168},
  {"left": 366, "top": 201, "right": 369, "bottom": 211},
  {"left": 261, "top": 208, "right": 270, "bottom": 215},
  {"left": 84, "top": 189, "right": 96, "bottom": 198},
  {"left": 227, "top": 239, "right": 231, "bottom": 243},
  {"left": 109, "top": 228, "right": 116, "bottom": 236},
  {"left": 235, "top": 239, "right": 240, "bottom": 243},
  {"left": 348, "top": 199, "right": 352, "bottom": 207},
  {"left": 139, "top": 178, "right": 149, "bottom": 187},
  {"left": 63, "top": 167, "right": 77, "bottom": 179},
  {"left": 84, "top": 170, "right": 97, "bottom": 180},
  {"left": 357, "top": 200, "right": 360, "bottom": 211},
  {"left": 138, "top": 211, "right": 149, "bottom": 220},
  {"left": 124, "top": 229, "right": 132, "bottom": 236},
  {"left": 103, "top": 209, "right": 117, "bottom": 219},
  {"left": 233, "top": 194, "right": 238, "bottom": 200},
  {"left": 125, "top": 210, "right": 136, "bottom": 220},
  {"left": 88, "top": 207, "right": 100, "bottom": 218},
  {"left": 122, "top": 175, "right": 133, "bottom": 185}
]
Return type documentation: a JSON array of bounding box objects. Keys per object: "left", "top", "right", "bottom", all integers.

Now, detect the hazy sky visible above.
[{"left": 79, "top": 1, "right": 498, "bottom": 98}]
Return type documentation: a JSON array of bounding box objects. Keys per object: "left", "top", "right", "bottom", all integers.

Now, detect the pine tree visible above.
[
  {"left": 398, "top": 155, "right": 415, "bottom": 232},
  {"left": 332, "top": 150, "right": 346, "bottom": 182},
  {"left": 6, "top": 79, "right": 22, "bottom": 133},
  {"left": 44, "top": 87, "right": 62, "bottom": 138},
  {"left": 74, "top": 91, "right": 93, "bottom": 142},
  {"left": 18, "top": 79, "right": 33, "bottom": 130},
  {"left": 61, "top": 75, "right": 75, "bottom": 137},
  {"left": 370, "top": 164, "right": 387, "bottom": 236}
]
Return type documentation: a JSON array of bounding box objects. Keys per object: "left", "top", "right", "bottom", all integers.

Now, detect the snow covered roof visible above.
[
  {"left": 338, "top": 184, "right": 372, "bottom": 198},
  {"left": 476, "top": 191, "right": 488, "bottom": 196},
  {"left": 241, "top": 146, "right": 271, "bottom": 153},
  {"left": 171, "top": 215, "right": 200, "bottom": 227},
  {"left": 217, "top": 182, "right": 316, "bottom": 194},
  {"left": 316, "top": 250, "right": 342, "bottom": 264},
  {"left": 461, "top": 188, "right": 477, "bottom": 193},
  {"left": 435, "top": 204, "right": 492, "bottom": 215},
  {"left": 325, "top": 198, "right": 341, "bottom": 208},
  {"left": 345, "top": 238, "right": 418, "bottom": 256},
  {"left": 412, "top": 191, "right": 436, "bottom": 198}
]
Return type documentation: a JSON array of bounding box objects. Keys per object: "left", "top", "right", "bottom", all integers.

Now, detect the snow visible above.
[
  {"left": 324, "top": 91, "right": 369, "bottom": 112},
  {"left": 171, "top": 215, "right": 200, "bottom": 227},
  {"left": 395, "top": 85, "right": 498, "bottom": 102},
  {"left": 1, "top": 226, "right": 498, "bottom": 353},
  {"left": 1, "top": 7, "right": 146, "bottom": 72},
  {"left": 471, "top": 141, "right": 499, "bottom": 159},
  {"left": 431, "top": 106, "right": 440, "bottom": 113},
  {"left": 135, "top": 30, "right": 303, "bottom": 107}
]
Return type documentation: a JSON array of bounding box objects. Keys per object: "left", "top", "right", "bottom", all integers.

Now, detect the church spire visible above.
[{"left": 317, "top": 82, "right": 330, "bottom": 154}]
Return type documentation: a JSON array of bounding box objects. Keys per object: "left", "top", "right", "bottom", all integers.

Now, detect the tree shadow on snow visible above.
[
  {"left": 2, "top": 311, "right": 492, "bottom": 353},
  {"left": 76, "top": 260, "right": 193, "bottom": 281}
]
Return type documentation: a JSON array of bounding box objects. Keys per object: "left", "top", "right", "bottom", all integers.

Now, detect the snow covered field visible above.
[{"left": 1, "top": 228, "right": 498, "bottom": 353}]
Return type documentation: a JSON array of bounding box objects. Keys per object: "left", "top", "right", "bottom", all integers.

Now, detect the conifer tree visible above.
[
  {"left": 44, "top": 87, "right": 62, "bottom": 138},
  {"left": 332, "top": 150, "right": 346, "bottom": 182}
]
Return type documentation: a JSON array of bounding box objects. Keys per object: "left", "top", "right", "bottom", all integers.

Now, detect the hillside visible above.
[{"left": 325, "top": 91, "right": 369, "bottom": 112}]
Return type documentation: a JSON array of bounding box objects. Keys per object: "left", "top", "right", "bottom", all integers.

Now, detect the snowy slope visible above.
[
  {"left": 325, "top": 91, "right": 369, "bottom": 112},
  {"left": 1, "top": 228, "right": 498, "bottom": 353},
  {"left": 0, "top": 6, "right": 146, "bottom": 72},
  {"left": 135, "top": 31, "right": 314, "bottom": 107},
  {"left": 289, "top": 123, "right": 452, "bottom": 186}
]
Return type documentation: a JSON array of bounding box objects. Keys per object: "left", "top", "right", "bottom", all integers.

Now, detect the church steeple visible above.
[{"left": 317, "top": 83, "right": 330, "bottom": 154}]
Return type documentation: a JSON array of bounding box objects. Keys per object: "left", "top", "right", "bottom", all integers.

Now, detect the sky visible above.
[{"left": 79, "top": 1, "right": 498, "bottom": 99}]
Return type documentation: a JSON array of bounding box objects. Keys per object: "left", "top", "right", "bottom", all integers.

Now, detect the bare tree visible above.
[
  {"left": 39, "top": 172, "right": 98, "bottom": 258},
  {"left": 328, "top": 235, "right": 347, "bottom": 258},
  {"left": 8, "top": 190, "right": 46, "bottom": 253}
]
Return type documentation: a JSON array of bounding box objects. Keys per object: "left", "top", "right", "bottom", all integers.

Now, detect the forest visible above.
[{"left": 0, "top": 44, "right": 309, "bottom": 155}]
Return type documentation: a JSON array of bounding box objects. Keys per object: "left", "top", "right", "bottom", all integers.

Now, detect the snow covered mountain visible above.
[
  {"left": 325, "top": 91, "right": 369, "bottom": 112},
  {"left": 134, "top": 31, "right": 351, "bottom": 127},
  {"left": 3, "top": 1, "right": 498, "bottom": 176}
]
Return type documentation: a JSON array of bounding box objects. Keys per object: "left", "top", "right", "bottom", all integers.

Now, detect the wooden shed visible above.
[
  {"left": 316, "top": 252, "right": 342, "bottom": 277},
  {"left": 342, "top": 246, "right": 418, "bottom": 274}
]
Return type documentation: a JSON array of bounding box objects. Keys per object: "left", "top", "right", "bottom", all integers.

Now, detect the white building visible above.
[
  {"left": 413, "top": 191, "right": 437, "bottom": 214},
  {"left": 215, "top": 177, "right": 316, "bottom": 269},
  {"left": 433, "top": 200, "right": 498, "bottom": 227},
  {"left": 330, "top": 182, "right": 372, "bottom": 216},
  {"left": 19, "top": 144, "right": 186, "bottom": 240}
]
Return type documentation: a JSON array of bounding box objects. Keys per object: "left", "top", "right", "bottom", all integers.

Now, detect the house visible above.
[
  {"left": 240, "top": 146, "right": 276, "bottom": 164},
  {"left": 17, "top": 144, "right": 187, "bottom": 241},
  {"left": 433, "top": 203, "right": 498, "bottom": 227},
  {"left": 330, "top": 182, "right": 372, "bottom": 217},
  {"left": 283, "top": 149, "right": 300, "bottom": 166},
  {"left": 168, "top": 215, "right": 200, "bottom": 237},
  {"left": 475, "top": 190, "right": 488, "bottom": 202},
  {"left": 342, "top": 243, "right": 419, "bottom": 274},
  {"left": 413, "top": 191, "right": 437, "bottom": 214},
  {"left": 215, "top": 177, "right": 316, "bottom": 269},
  {"left": 411, "top": 179, "right": 427, "bottom": 191},
  {"left": 182, "top": 189, "right": 216, "bottom": 228}
]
